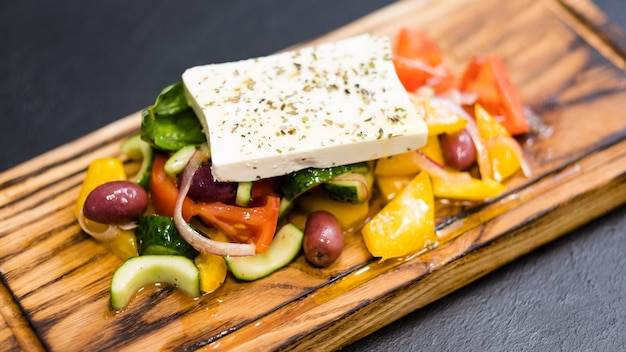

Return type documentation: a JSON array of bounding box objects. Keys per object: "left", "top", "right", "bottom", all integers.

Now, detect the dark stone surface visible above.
[{"left": 1, "top": 1, "right": 624, "bottom": 350}]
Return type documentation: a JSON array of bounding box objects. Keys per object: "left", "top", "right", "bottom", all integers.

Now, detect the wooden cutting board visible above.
[{"left": 2, "top": 0, "right": 626, "bottom": 350}]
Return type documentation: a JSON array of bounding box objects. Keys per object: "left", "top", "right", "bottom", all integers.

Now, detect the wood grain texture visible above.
[
  {"left": 0, "top": 282, "right": 45, "bottom": 351},
  {"left": 1, "top": 0, "right": 626, "bottom": 351},
  {"left": 0, "top": 314, "right": 21, "bottom": 352}
]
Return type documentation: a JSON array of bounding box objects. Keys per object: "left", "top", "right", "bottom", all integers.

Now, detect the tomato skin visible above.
[
  {"left": 393, "top": 57, "right": 457, "bottom": 94},
  {"left": 395, "top": 27, "right": 442, "bottom": 65},
  {"left": 392, "top": 27, "right": 456, "bottom": 94},
  {"left": 250, "top": 177, "right": 280, "bottom": 199},
  {"left": 150, "top": 155, "right": 196, "bottom": 221},
  {"left": 194, "top": 195, "right": 280, "bottom": 254},
  {"left": 459, "top": 55, "right": 529, "bottom": 135}
]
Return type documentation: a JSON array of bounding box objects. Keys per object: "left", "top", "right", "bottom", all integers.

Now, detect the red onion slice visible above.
[
  {"left": 330, "top": 172, "right": 372, "bottom": 201},
  {"left": 395, "top": 56, "right": 449, "bottom": 78},
  {"left": 412, "top": 150, "right": 472, "bottom": 182},
  {"left": 77, "top": 208, "right": 120, "bottom": 241},
  {"left": 440, "top": 89, "right": 478, "bottom": 106},
  {"left": 173, "top": 149, "right": 256, "bottom": 257}
]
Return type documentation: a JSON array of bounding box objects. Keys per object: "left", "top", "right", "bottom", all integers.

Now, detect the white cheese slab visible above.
[{"left": 182, "top": 34, "right": 427, "bottom": 182}]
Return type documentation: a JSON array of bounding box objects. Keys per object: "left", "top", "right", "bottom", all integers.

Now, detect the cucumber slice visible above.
[
  {"left": 280, "top": 162, "right": 369, "bottom": 201},
  {"left": 110, "top": 255, "right": 200, "bottom": 310},
  {"left": 225, "top": 223, "right": 303, "bottom": 281},
  {"left": 323, "top": 171, "right": 373, "bottom": 204},
  {"left": 120, "top": 134, "right": 154, "bottom": 190},
  {"left": 235, "top": 181, "right": 253, "bottom": 207},
  {"left": 278, "top": 197, "right": 294, "bottom": 219},
  {"left": 136, "top": 215, "right": 199, "bottom": 259},
  {"left": 164, "top": 144, "right": 198, "bottom": 179}
]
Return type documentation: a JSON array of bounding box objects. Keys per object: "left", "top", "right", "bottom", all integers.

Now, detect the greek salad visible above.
[{"left": 74, "top": 28, "right": 531, "bottom": 310}]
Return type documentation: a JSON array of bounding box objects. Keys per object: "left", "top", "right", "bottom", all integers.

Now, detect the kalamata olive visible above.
[
  {"left": 439, "top": 128, "right": 477, "bottom": 170},
  {"left": 188, "top": 162, "right": 237, "bottom": 203},
  {"left": 83, "top": 181, "right": 148, "bottom": 224},
  {"left": 303, "top": 211, "right": 344, "bottom": 267}
]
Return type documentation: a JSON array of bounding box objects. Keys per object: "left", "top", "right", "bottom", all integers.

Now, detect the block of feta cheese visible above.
[{"left": 182, "top": 34, "right": 427, "bottom": 182}]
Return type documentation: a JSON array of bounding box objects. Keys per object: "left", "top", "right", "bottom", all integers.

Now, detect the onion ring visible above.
[
  {"left": 77, "top": 208, "right": 120, "bottom": 241},
  {"left": 173, "top": 149, "right": 256, "bottom": 257},
  {"left": 412, "top": 150, "right": 472, "bottom": 182}
]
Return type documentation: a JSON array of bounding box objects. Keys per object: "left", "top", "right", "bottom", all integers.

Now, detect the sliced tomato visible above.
[
  {"left": 194, "top": 195, "right": 280, "bottom": 254},
  {"left": 395, "top": 27, "right": 443, "bottom": 65},
  {"left": 250, "top": 177, "right": 280, "bottom": 199},
  {"left": 458, "top": 55, "right": 529, "bottom": 135},
  {"left": 150, "top": 154, "right": 196, "bottom": 221},
  {"left": 392, "top": 27, "right": 456, "bottom": 94},
  {"left": 150, "top": 154, "right": 280, "bottom": 253}
]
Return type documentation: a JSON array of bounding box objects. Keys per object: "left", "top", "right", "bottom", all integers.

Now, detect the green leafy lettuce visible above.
[{"left": 140, "top": 82, "right": 206, "bottom": 151}]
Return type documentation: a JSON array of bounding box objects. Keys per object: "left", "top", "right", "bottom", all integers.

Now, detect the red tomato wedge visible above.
[
  {"left": 395, "top": 27, "right": 443, "bottom": 65},
  {"left": 458, "top": 55, "right": 529, "bottom": 135},
  {"left": 150, "top": 154, "right": 280, "bottom": 253},
  {"left": 392, "top": 27, "right": 456, "bottom": 94}
]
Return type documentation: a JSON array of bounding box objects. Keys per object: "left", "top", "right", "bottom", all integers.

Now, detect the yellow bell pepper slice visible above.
[
  {"left": 195, "top": 252, "right": 228, "bottom": 293},
  {"left": 475, "top": 103, "right": 511, "bottom": 140},
  {"left": 296, "top": 194, "right": 369, "bottom": 230},
  {"left": 75, "top": 157, "right": 138, "bottom": 259},
  {"left": 74, "top": 157, "right": 127, "bottom": 218},
  {"left": 374, "top": 135, "right": 444, "bottom": 176},
  {"left": 475, "top": 104, "right": 523, "bottom": 182},
  {"left": 427, "top": 119, "right": 467, "bottom": 136},
  {"left": 487, "top": 138, "right": 522, "bottom": 182},
  {"left": 375, "top": 174, "right": 413, "bottom": 202},
  {"left": 374, "top": 152, "right": 420, "bottom": 176},
  {"left": 424, "top": 109, "right": 467, "bottom": 136},
  {"left": 410, "top": 94, "right": 467, "bottom": 136},
  {"left": 362, "top": 171, "right": 436, "bottom": 260},
  {"left": 432, "top": 176, "right": 506, "bottom": 201},
  {"left": 419, "top": 135, "right": 445, "bottom": 165},
  {"left": 101, "top": 229, "right": 138, "bottom": 260}
]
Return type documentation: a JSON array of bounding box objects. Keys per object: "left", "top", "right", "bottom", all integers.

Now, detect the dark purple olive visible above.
[
  {"left": 439, "top": 128, "right": 477, "bottom": 170},
  {"left": 303, "top": 211, "right": 344, "bottom": 267},
  {"left": 187, "top": 162, "right": 237, "bottom": 203},
  {"left": 83, "top": 181, "right": 148, "bottom": 224}
]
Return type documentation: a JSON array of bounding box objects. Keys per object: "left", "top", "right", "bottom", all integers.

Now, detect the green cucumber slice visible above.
[
  {"left": 164, "top": 144, "right": 199, "bottom": 179},
  {"left": 278, "top": 197, "right": 294, "bottom": 219},
  {"left": 235, "top": 181, "right": 253, "bottom": 207},
  {"left": 135, "top": 215, "right": 199, "bottom": 259},
  {"left": 110, "top": 255, "right": 200, "bottom": 310},
  {"left": 120, "top": 134, "right": 154, "bottom": 190},
  {"left": 225, "top": 223, "right": 303, "bottom": 281},
  {"left": 280, "top": 162, "right": 369, "bottom": 201},
  {"left": 323, "top": 171, "right": 374, "bottom": 204}
]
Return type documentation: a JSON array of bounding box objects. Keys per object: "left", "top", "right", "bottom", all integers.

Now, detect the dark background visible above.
[{"left": 1, "top": 1, "right": 625, "bottom": 350}]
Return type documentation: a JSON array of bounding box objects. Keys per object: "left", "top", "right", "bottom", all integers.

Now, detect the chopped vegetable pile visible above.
[{"left": 75, "top": 28, "right": 531, "bottom": 310}]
